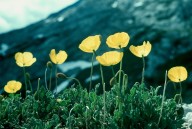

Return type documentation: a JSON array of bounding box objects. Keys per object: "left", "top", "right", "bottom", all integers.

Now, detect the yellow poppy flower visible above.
[
  {"left": 49, "top": 49, "right": 68, "bottom": 64},
  {"left": 168, "top": 66, "right": 188, "bottom": 83},
  {"left": 15, "top": 52, "right": 36, "bottom": 67},
  {"left": 4, "top": 80, "right": 22, "bottom": 93},
  {"left": 96, "top": 51, "right": 123, "bottom": 66},
  {"left": 129, "top": 41, "right": 152, "bottom": 58},
  {"left": 106, "top": 32, "right": 130, "bottom": 49},
  {"left": 79, "top": 35, "right": 101, "bottom": 53}
]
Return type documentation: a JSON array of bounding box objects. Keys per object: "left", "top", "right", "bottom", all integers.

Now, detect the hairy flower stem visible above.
[
  {"left": 55, "top": 65, "right": 58, "bottom": 94},
  {"left": 45, "top": 67, "right": 48, "bottom": 90},
  {"left": 119, "top": 48, "right": 123, "bottom": 95},
  {"left": 37, "top": 78, "right": 40, "bottom": 100},
  {"left": 111, "top": 66, "right": 117, "bottom": 84},
  {"left": 86, "top": 106, "right": 89, "bottom": 129},
  {"left": 118, "top": 47, "right": 123, "bottom": 124},
  {"left": 69, "top": 106, "right": 76, "bottom": 129},
  {"left": 99, "top": 64, "right": 106, "bottom": 129},
  {"left": 23, "top": 67, "right": 27, "bottom": 95},
  {"left": 111, "top": 66, "right": 115, "bottom": 77},
  {"left": 122, "top": 74, "right": 128, "bottom": 95},
  {"left": 179, "top": 82, "right": 183, "bottom": 105},
  {"left": 28, "top": 79, "right": 33, "bottom": 92},
  {"left": 49, "top": 68, "right": 53, "bottom": 90},
  {"left": 34, "top": 78, "right": 40, "bottom": 99},
  {"left": 158, "top": 70, "right": 167, "bottom": 126},
  {"left": 141, "top": 56, "right": 145, "bottom": 84},
  {"left": 89, "top": 53, "right": 94, "bottom": 92}
]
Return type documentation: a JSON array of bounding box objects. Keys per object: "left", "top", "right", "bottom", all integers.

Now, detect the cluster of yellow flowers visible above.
[
  {"left": 4, "top": 49, "right": 68, "bottom": 94},
  {"left": 79, "top": 32, "right": 188, "bottom": 82},
  {"left": 3, "top": 32, "right": 188, "bottom": 94},
  {"left": 79, "top": 32, "right": 152, "bottom": 66}
]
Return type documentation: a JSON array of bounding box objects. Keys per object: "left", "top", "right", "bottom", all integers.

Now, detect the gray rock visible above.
[{"left": 182, "top": 104, "right": 192, "bottom": 129}]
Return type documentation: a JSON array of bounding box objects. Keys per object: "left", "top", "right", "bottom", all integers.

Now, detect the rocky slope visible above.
[{"left": 0, "top": 0, "right": 192, "bottom": 102}]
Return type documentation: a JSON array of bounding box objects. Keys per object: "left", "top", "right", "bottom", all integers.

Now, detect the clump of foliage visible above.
[{"left": 0, "top": 83, "right": 184, "bottom": 128}]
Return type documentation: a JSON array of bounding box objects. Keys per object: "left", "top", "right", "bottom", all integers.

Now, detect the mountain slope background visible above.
[{"left": 0, "top": 0, "right": 192, "bottom": 102}]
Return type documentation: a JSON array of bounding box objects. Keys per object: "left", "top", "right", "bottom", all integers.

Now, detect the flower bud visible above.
[
  {"left": 57, "top": 73, "right": 67, "bottom": 79},
  {"left": 25, "top": 72, "right": 31, "bottom": 80},
  {"left": 47, "top": 61, "right": 52, "bottom": 69},
  {"left": 110, "top": 76, "right": 117, "bottom": 86},
  {"left": 57, "top": 99, "right": 62, "bottom": 103}
]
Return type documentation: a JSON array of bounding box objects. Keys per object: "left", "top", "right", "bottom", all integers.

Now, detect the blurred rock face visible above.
[{"left": 0, "top": 0, "right": 192, "bottom": 101}]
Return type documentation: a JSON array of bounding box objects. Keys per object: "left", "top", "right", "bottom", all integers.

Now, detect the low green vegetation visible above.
[{"left": 0, "top": 82, "right": 184, "bottom": 129}]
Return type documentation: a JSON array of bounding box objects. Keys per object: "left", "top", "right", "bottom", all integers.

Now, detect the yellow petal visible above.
[
  {"left": 23, "top": 52, "right": 33, "bottom": 64},
  {"left": 168, "top": 66, "right": 188, "bottom": 82},
  {"left": 56, "top": 50, "right": 68, "bottom": 64},
  {"left": 49, "top": 49, "right": 68, "bottom": 64},
  {"left": 106, "top": 32, "right": 130, "bottom": 49},
  {"left": 15, "top": 52, "right": 23, "bottom": 62},
  {"left": 15, "top": 81, "right": 22, "bottom": 91},
  {"left": 79, "top": 35, "right": 101, "bottom": 53},
  {"left": 129, "top": 41, "right": 152, "bottom": 58},
  {"left": 4, "top": 80, "right": 22, "bottom": 93},
  {"left": 15, "top": 52, "right": 24, "bottom": 67},
  {"left": 16, "top": 62, "right": 24, "bottom": 67},
  {"left": 15, "top": 52, "right": 36, "bottom": 67},
  {"left": 4, "top": 85, "right": 15, "bottom": 93},
  {"left": 143, "top": 41, "right": 152, "bottom": 57},
  {"left": 24, "top": 58, "right": 36, "bottom": 67},
  {"left": 96, "top": 51, "right": 123, "bottom": 66},
  {"left": 112, "top": 52, "right": 123, "bottom": 65},
  {"left": 96, "top": 56, "right": 108, "bottom": 66},
  {"left": 129, "top": 45, "right": 142, "bottom": 58},
  {"left": 49, "top": 49, "right": 57, "bottom": 64},
  {"left": 7, "top": 80, "right": 16, "bottom": 89}
]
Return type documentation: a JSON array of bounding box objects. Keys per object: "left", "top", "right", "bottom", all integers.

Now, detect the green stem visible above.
[
  {"left": 49, "top": 68, "right": 52, "bottom": 90},
  {"left": 55, "top": 65, "right": 58, "bottom": 94},
  {"left": 99, "top": 64, "right": 105, "bottom": 129},
  {"left": 89, "top": 53, "right": 94, "bottom": 92},
  {"left": 119, "top": 59, "right": 123, "bottom": 95},
  {"left": 94, "top": 50, "right": 106, "bottom": 128},
  {"left": 123, "top": 74, "right": 128, "bottom": 94},
  {"left": 37, "top": 78, "right": 40, "bottom": 100},
  {"left": 34, "top": 78, "right": 40, "bottom": 99},
  {"left": 86, "top": 106, "right": 89, "bottom": 129},
  {"left": 111, "top": 66, "right": 117, "bottom": 84},
  {"left": 69, "top": 105, "right": 76, "bottom": 129},
  {"left": 23, "top": 67, "right": 27, "bottom": 95},
  {"left": 158, "top": 70, "right": 168, "bottom": 126},
  {"left": 179, "top": 82, "right": 182, "bottom": 105},
  {"left": 141, "top": 56, "right": 145, "bottom": 84},
  {"left": 111, "top": 66, "right": 115, "bottom": 77},
  {"left": 118, "top": 45, "right": 123, "bottom": 94},
  {"left": 28, "top": 79, "right": 33, "bottom": 92},
  {"left": 122, "top": 74, "right": 128, "bottom": 95},
  {"left": 45, "top": 67, "right": 48, "bottom": 90},
  {"left": 118, "top": 60, "right": 123, "bottom": 128}
]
